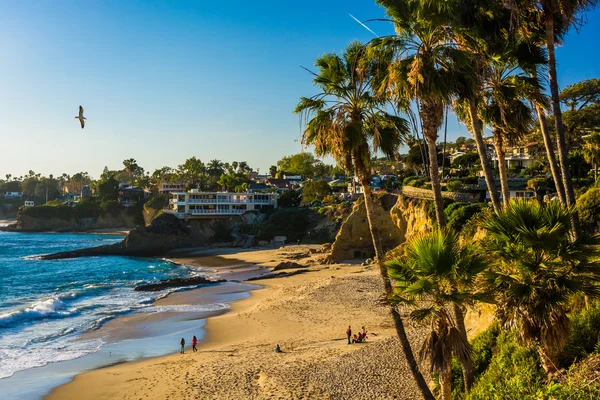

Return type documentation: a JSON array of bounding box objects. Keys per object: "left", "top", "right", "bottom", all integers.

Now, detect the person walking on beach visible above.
[
  {"left": 180, "top": 337, "right": 185, "bottom": 354},
  {"left": 192, "top": 335, "right": 198, "bottom": 352},
  {"left": 346, "top": 326, "right": 352, "bottom": 345}
]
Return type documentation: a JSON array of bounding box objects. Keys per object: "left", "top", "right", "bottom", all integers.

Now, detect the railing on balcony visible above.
[{"left": 189, "top": 209, "right": 246, "bottom": 215}]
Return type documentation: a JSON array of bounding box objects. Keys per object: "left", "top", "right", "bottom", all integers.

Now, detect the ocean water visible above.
[{"left": 0, "top": 231, "right": 201, "bottom": 380}]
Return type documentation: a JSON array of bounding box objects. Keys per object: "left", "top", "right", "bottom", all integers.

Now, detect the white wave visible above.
[{"left": 0, "top": 297, "right": 73, "bottom": 328}]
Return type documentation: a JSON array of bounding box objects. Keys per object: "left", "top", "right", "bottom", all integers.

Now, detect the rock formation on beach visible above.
[{"left": 329, "top": 194, "right": 431, "bottom": 262}]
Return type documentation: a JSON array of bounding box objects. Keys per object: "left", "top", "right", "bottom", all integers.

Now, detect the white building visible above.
[
  {"left": 491, "top": 143, "right": 539, "bottom": 170},
  {"left": 167, "top": 190, "right": 278, "bottom": 219},
  {"left": 4, "top": 192, "right": 23, "bottom": 199},
  {"left": 24, "top": 200, "right": 35, "bottom": 207}
]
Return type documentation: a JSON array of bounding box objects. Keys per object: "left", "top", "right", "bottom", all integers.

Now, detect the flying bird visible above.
[{"left": 75, "top": 106, "right": 86, "bottom": 129}]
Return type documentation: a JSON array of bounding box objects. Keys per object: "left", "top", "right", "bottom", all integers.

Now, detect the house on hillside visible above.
[
  {"left": 348, "top": 176, "right": 384, "bottom": 195},
  {"left": 491, "top": 143, "right": 540, "bottom": 171},
  {"left": 474, "top": 177, "right": 537, "bottom": 202},
  {"left": 4, "top": 192, "right": 23, "bottom": 199},
  {"left": 166, "top": 189, "right": 278, "bottom": 219},
  {"left": 118, "top": 186, "right": 146, "bottom": 206},
  {"left": 81, "top": 186, "right": 92, "bottom": 198},
  {"left": 158, "top": 182, "right": 185, "bottom": 194},
  {"left": 265, "top": 178, "right": 293, "bottom": 191},
  {"left": 248, "top": 183, "right": 272, "bottom": 192},
  {"left": 282, "top": 175, "right": 303, "bottom": 186}
]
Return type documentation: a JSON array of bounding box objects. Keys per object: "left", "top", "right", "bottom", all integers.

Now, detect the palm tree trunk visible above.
[
  {"left": 595, "top": 165, "right": 598, "bottom": 182},
  {"left": 545, "top": 11, "right": 580, "bottom": 240},
  {"left": 537, "top": 345, "right": 560, "bottom": 378},
  {"left": 468, "top": 100, "right": 501, "bottom": 213},
  {"left": 493, "top": 134, "right": 511, "bottom": 207},
  {"left": 361, "top": 180, "right": 435, "bottom": 400},
  {"left": 440, "top": 366, "right": 453, "bottom": 400},
  {"left": 424, "top": 138, "right": 446, "bottom": 227},
  {"left": 535, "top": 103, "right": 566, "bottom": 204},
  {"left": 452, "top": 303, "right": 474, "bottom": 391}
]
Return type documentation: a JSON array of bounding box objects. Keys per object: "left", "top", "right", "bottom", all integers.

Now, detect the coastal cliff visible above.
[
  {"left": 329, "top": 194, "right": 431, "bottom": 261},
  {"left": 40, "top": 212, "right": 195, "bottom": 259}
]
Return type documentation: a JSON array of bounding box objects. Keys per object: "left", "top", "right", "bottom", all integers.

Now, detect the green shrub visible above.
[
  {"left": 101, "top": 200, "right": 125, "bottom": 217},
  {"left": 447, "top": 180, "right": 466, "bottom": 192},
  {"left": 302, "top": 181, "right": 332, "bottom": 205},
  {"left": 446, "top": 203, "right": 486, "bottom": 231},
  {"left": 452, "top": 323, "right": 501, "bottom": 397},
  {"left": 402, "top": 176, "right": 418, "bottom": 185},
  {"left": 577, "top": 188, "right": 600, "bottom": 230},
  {"left": 278, "top": 189, "right": 301, "bottom": 208},
  {"left": 467, "top": 332, "right": 546, "bottom": 400},
  {"left": 559, "top": 301, "right": 600, "bottom": 367}
]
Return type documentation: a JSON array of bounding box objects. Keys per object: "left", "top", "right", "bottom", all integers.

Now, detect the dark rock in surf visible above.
[{"left": 134, "top": 276, "right": 226, "bottom": 291}]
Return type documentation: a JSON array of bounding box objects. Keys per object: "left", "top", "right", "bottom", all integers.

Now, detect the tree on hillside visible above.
[
  {"left": 34, "top": 177, "right": 60, "bottom": 203},
  {"left": 177, "top": 157, "right": 206, "bottom": 190},
  {"left": 68, "top": 172, "right": 91, "bottom": 194},
  {"left": 301, "top": 181, "right": 332, "bottom": 205},
  {"left": 452, "top": 152, "right": 480, "bottom": 175},
  {"left": 482, "top": 200, "right": 600, "bottom": 377},
  {"left": 387, "top": 228, "right": 487, "bottom": 395},
  {"left": 277, "top": 153, "right": 322, "bottom": 178},
  {"left": 479, "top": 66, "right": 534, "bottom": 206},
  {"left": 122, "top": 159, "right": 144, "bottom": 186},
  {"left": 515, "top": 0, "right": 598, "bottom": 238},
  {"left": 375, "top": 0, "right": 477, "bottom": 227},
  {"left": 562, "top": 78, "right": 600, "bottom": 141},
  {"left": 294, "top": 41, "right": 429, "bottom": 398},
  {"left": 583, "top": 132, "right": 600, "bottom": 180},
  {"left": 96, "top": 175, "right": 120, "bottom": 201},
  {"left": 269, "top": 165, "right": 277, "bottom": 178},
  {"left": 21, "top": 176, "right": 39, "bottom": 199}
]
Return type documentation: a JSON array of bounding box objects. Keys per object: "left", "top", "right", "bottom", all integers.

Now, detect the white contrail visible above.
[{"left": 349, "top": 14, "right": 379, "bottom": 37}]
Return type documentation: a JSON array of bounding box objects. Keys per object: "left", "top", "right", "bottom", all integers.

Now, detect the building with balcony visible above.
[
  {"left": 491, "top": 143, "right": 540, "bottom": 170},
  {"left": 158, "top": 182, "right": 185, "bottom": 194},
  {"left": 167, "top": 190, "right": 278, "bottom": 219}
]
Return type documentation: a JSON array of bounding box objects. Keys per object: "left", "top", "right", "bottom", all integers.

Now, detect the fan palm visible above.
[
  {"left": 374, "top": 0, "right": 477, "bottom": 227},
  {"left": 582, "top": 132, "right": 600, "bottom": 181},
  {"left": 481, "top": 199, "right": 600, "bottom": 376},
  {"left": 386, "top": 228, "right": 488, "bottom": 395},
  {"left": 509, "top": 0, "right": 598, "bottom": 237},
  {"left": 294, "top": 41, "right": 434, "bottom": 399},
  {"left": 480, "top": 66, "right": 535, "bottom": 206}
]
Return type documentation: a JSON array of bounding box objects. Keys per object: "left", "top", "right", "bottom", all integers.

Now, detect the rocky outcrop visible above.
[
  {"left": 135, "top": 276, "right": 226, "bottom": 291},
  {"left": 41, "top": 212, "right": 195, "bottom": 259},
  {"left": 329, "top": 194, "right": 431, "bottom": 262},
  {"left": 11, "top": 211, "right": 136, "bottom": 232},
  {"left": 272, "top": 261, "right": 307, "bottom": 271},
  {"left": 142, "top": 196, "right": 169, "bottom": 226}
]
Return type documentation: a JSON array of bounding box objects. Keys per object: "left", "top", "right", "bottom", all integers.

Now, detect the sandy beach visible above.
[{"left": 46, "top": 246, "right": 437, "bottom": 400}]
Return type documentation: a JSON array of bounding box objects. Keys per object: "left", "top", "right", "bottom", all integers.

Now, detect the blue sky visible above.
[{"left": 1, "top": 1, "right": 599, "bottom": 179}]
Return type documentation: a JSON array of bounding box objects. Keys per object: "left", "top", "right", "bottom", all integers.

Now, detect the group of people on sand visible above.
[
  {"left": 179, "top": 336, "right": 198, "bottom": 354},
  {"left": 346, "top": 325, "right": 367, "bottom": 344}
]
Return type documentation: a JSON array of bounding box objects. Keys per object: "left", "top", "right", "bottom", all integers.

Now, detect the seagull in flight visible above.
[{"left": 75, "top": 106, "right": 86, "bottom": 129}]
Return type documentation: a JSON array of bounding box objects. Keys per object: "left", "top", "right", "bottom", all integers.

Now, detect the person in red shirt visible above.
[
  {"left": 192, "top": 335, "right": 198, "bottom": 352},
  {"left": 346, "top": 326, "right": 352, "bottom": 344}
]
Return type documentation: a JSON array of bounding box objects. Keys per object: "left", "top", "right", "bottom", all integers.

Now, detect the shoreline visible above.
[
  {"left": 45, "top": 247, "right": 431, "bottom": 400},
  {"left": 0, "top": 246, "right": 279, "bottom": 400}
]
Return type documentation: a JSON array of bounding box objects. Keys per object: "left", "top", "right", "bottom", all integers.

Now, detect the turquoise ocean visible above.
[{"left": 0, "top": 231, "right": 211, "bottom": 384}]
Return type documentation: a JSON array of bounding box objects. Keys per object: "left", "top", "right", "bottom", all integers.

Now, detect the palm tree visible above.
[
  {"left": 375, "top": 0, "right": 477, "bottom": 227},
  {"left": 207, "top": 159, "right": 224, "bottom": 177},
  {"left": 386, "top": 228, "right": 487, "bottom": 395},
  {"left": 582, "top": 132, "right": 600, "bottom": 181},
  {"left": 295, "top": 41, "right": 433, "bottom": 399},
  {"left": 481, "top": 199, "right": 600, "bottom": 376},
  {"left": 510, "top": 0, "right": 598, "bottom": 236},
  {"left": 479, "top": 66, "right": 534, "bottom": 206}
]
